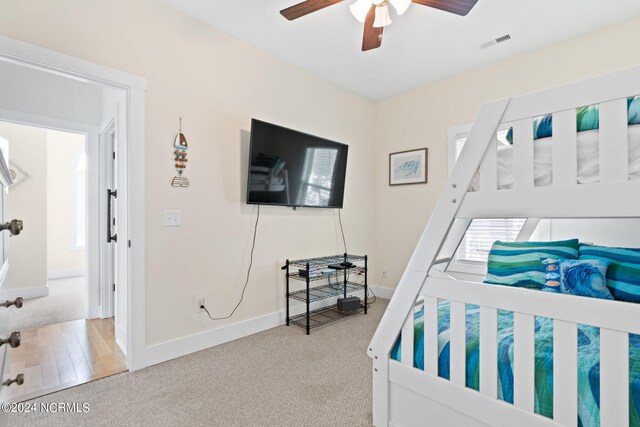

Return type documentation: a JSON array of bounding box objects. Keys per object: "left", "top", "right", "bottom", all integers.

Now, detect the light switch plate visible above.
[{"left": 164, "top": 210, "right": 181, "bottom": 227}]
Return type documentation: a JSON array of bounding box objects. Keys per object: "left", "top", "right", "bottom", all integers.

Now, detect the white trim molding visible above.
[
  {"left": 116, "top": 339, "right": 126, "bottom": 356},
  {"left": 0, "top": 35, "right": 146, "bottom": 90},
  {"left": 2, "top": 285, "right": 49, "bottom": 300},
  {"left": 146, "top": 310, "right": 285, "bottom": 367},
  {"left": 0, "top": 34, "right": 147, "bottom": 371},
  {"left": 47, "top": 269, "right": 86, "bottom": 280},
  {"left": 370, "top": 286, "right": 394, "bottom": 300},
  {"left": 147, "top": 289, "right": 391, "bottom": 367}
]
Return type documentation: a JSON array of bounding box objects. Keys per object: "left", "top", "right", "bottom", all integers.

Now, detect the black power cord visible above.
[
  {"left": 201, "top": 205, "right": 260, "bottom": 320},
  {"left": 337, "top": 209, "right": 347, "bottom": 254},
  {"left": 327, "top": 273, "right": 342, "bottom": 290},
  {"left": 366, "top": 286, "right": 377, "bottom": 306}
]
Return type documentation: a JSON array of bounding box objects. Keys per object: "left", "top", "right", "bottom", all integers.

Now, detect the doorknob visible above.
[
  {"left": 0, "top": 219, "right": 23, "bottom": 236},
  {"left": 0, "top": 297, "right": 23, "bottom": 309},
  {"left": 2, "top": 374, "right": 24, "bottom": 387},
  {"left": 0, "top": 332, "right": 20, "bottom": 348}
]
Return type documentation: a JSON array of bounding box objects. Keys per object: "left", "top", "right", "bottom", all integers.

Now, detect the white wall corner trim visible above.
[
  {"left": 48, "top": 269, "right": 86, "bottom": 280},
  {"left": 145, "top": 310, "right": 286, "bottom": 367},
  {"left": 371, "top": 286, "right": 394, "bottom": 300},
  {"left": 116, "top": 332, "right": 127, "bottom": 357},
  {"left": 2, "top": 285, "right": 49, "bottom": 300}
]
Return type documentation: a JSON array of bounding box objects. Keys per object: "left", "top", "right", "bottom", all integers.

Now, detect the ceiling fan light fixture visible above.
[
  {"left": 389, "top": 0, "right": 411, "bottom": 15},
  {"left": 373, "top": 4, "right": 392, "bottom": 28},
  {"left": 349, "top": 0, "right": 373, "bottom": 23}
]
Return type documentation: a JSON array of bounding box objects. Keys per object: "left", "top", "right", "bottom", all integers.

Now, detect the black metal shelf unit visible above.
[{"left": 284, "top": 253, "right": 368, "bottom": 335}]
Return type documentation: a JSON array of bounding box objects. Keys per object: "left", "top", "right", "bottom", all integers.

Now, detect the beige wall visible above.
[
  {"left": 0, "top": 122, "right": 47, "bottom": 291},
  {"left": 373, "top": 16, "right": 640, "bottom": 290},
  {"left": 2, "top": 0, "right": 639, "bottom": 349},
  {"left": 46, "top": 130, "right": 86, "bottom": 275},
  {"left": 0, "top": 0, "right": 376, "bottom": 346}
]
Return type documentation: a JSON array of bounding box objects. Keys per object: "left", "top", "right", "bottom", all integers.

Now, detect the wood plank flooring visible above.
[{"left": 2, "top": 318, "right": 126, "bottom": 402}]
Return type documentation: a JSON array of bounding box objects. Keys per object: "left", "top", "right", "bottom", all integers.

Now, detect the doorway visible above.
[
  {"left": 3, "top": 125, "right": 88, "bottom": 331},
  {"left": 0, "top": 34, "right": 146, "bottom": 408},
  {"left": 0, "top": 121, "right": 126, "bottom": 402}
]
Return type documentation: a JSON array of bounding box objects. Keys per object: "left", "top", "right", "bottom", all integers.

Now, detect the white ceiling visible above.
[{"left": 159, "top": 0, "right": 640, "bottom": 101}]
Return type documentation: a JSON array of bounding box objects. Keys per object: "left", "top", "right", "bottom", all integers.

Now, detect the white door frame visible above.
[{"left": 0, "top": 35, "right": 147, "bottom": 371}]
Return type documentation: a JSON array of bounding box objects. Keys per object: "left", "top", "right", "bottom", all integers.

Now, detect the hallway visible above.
[
  {"left": 9, "top": 277, "right": 87, "bottom": 331},
  {"left": 3, "top": 318, "right": 125, "bottom": 403}
]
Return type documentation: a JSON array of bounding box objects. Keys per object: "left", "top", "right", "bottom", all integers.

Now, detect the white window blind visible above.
[
  {"left": 74, "top": 151, "right": 87, "bottom": 249},
  {"left": 457, "top": 218, "right": 526, "bottom": 262},
  {"left": 298, "top": 147, "right": 338, "bottom": 206},
  {"left": 454, "top": 131, "right": 524, "bottom": 263}
]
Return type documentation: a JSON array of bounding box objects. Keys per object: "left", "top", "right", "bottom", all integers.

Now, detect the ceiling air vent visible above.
[{"left": 480, "top": 34, "right": 512, "bottom": 50}]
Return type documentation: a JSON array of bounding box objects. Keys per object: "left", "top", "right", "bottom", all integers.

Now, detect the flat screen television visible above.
[{"left": 247, "top": 119, "right": 348, "bottom": 208}]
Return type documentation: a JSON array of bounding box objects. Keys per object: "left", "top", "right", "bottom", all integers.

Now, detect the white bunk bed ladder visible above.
[{"left": 370, "top": 65, "right": 640, "bottom": 427}]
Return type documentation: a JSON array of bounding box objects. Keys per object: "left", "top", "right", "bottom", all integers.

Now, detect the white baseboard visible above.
[
  {"left": 370, "top": 286, "right": 394, "bottom": 300},
  {"left": 145, "top": 309, "right": 286, "bottom": 367},
  {"left": 1, "top": 285, "right": 49, "bottom": 300},
  {"left": 116, "top": 335, "right": 127, "bottom": 357},
  {"left": 48, "top": 269, "right": 86, "bottom": 280},
  {"left": 145, "top": 285, "right": 391, "bottom": 368}
]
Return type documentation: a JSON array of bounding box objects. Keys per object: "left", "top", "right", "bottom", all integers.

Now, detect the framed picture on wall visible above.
[{"left": 389, "top": 148, "right": 428, "bottom": 186}]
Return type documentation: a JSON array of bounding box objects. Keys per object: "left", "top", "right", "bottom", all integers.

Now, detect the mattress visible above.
[
  {"left": 391, "top": 302, "right": 640, "bottom": 427},
  {"left": 473, "top": 125, "right": 640, "bottom": 190}
]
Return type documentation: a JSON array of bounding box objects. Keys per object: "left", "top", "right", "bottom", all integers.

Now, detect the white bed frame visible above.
[{"left": 368, "top": 66, "right": 640, "bottom": 427}]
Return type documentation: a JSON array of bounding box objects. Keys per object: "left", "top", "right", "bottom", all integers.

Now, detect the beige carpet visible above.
[
  {"left": 8, "top": 299, "right": 387, "bottom": 427},
  {"left": 9, "top": 277, "right": 87, "bottom": 331}
]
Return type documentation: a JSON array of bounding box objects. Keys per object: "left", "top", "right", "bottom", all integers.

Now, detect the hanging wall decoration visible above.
[
  {"left": 389, "top": 148, "right": 428, "bottom": 186},
  {"left": 171, "top": 117, "right": 190, "bottom": 187}
]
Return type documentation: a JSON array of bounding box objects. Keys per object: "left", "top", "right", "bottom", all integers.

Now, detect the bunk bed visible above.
[{"left": 368, "top": 66, "right": 640, "bottom": 427}]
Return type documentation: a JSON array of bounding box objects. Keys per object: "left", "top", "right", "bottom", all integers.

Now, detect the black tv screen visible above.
[{"left": 247, "top": 119, "right": 348, "bottom": 208}]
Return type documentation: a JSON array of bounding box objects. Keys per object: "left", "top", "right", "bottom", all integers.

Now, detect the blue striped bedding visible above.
[
  {"left": 579, "top": 244, "right": 640, "bottom": 303},
  {"left": 391, "top": 302, "right": 640, "bottom": 426},
  {"left": 485, "top": 239, "right": 580, "bottom": 290}
]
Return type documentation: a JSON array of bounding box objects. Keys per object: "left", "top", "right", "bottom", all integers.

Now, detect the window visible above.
[
  {"left": 457, "top": 218, "right": 526, "bottom": 263},
  {"left": 298, "top": 147, "right": 339, "bottom": 207},
  {"left": 448, "top": 126, "right": 525, "bottom": 265},
  {"left": 72, "top": 149, "right": 86, "bottom": 250}
]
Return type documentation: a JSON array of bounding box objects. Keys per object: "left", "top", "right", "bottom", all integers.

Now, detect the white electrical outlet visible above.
[
  {"left": 197, "top": 296, "right": 205, "bottom": 311},
  {"left": 381, "top": 269, "right": 388, "bottom": 279}
]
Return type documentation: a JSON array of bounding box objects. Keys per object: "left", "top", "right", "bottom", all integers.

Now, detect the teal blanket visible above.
[{"left": 391, "top": 303, "right": 640, "bottom": 426}]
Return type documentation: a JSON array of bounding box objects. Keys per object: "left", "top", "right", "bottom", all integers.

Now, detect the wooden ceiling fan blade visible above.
[
  {"left": 280, "top": 0, "right": 344, "bottom": 20},
  {"left": 362, "top": 5, "right": 383, "bottom": 51},
  {"left": 411, "top": 0, "right": 479, "bottom": 16}
]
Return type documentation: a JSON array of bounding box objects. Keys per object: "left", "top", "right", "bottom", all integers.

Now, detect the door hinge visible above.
[
  {"left": 128, "top": 240, "right": 132, "bottom": 248},
  {"left": 113, "top": 283, "right": 116, "bottom": 292},
  {"left": 112, "top": 151, "right": 116, "bottom": 160}
]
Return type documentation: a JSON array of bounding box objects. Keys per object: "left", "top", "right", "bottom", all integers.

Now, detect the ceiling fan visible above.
[{"left": 280, "top": 0, "right": 479, "bottom": 51}]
